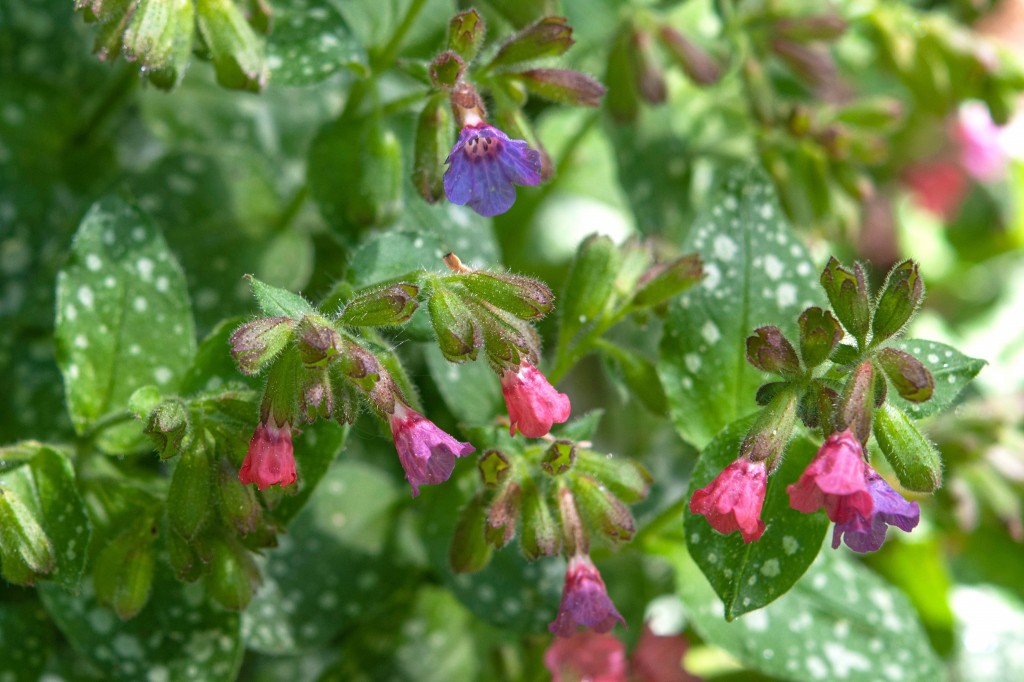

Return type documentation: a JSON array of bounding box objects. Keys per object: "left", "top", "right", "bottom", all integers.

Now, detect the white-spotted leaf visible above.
[
  {"left": 267, "top": 0, "right": 368, "bottom": 86},
  {"left": 891, "top": 339, "right": 985, "bottom": 419}
]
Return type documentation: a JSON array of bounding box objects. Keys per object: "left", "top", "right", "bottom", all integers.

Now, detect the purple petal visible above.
[{"left": 443, "top": 123, "right": 543, "bottom": 217}]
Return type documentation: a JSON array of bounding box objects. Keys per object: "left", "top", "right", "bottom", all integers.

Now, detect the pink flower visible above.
[
  {"left": 956, "top": 102, "right": 1009, "bottom": 182},
  {"left": 239, "top": 420, "right": 296, "bottom": 490},
  {"left": 631, "top": 624, "right": 698, "bottom": 682},
  {"left": 689, "top": 457, "right": 768, "bottom": 543},
  {"left": 787, "top": 430, "right": 873, "bottom": 524},
  {"left": 831, "top": 469, "right": 920, "bottom": 553},
  {"left": 543, "top": 631, "right": 627, "bottom": 682},
  {"left": 388, "top": 402, "right": 475, "bottom": 497},
  {"left": 549, "top": 554, "right": 626, "bottom": 637},
  {"left": 501, "top": 361, "right": 571, "bottom": 438}
]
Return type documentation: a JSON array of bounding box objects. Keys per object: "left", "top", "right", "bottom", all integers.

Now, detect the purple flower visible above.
[
  {"left": 388, "top": 402, "right": 475, "bottom": 497},
  {"left": 832, "top": 470, "right": 920, "bottom": 553},
  {"left": 500, "top": 360, "right": 571, "bottom": 438},
  {"left": 549, "top": 554, "right": 626, "bottom": 637},
  {"left": 443, "top": 122, "right": 542, "bottom": 217}
]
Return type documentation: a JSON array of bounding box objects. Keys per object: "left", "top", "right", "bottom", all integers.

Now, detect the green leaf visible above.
[
  {"left": 423, "top": 344, "right": 503, "bottom": 426},
  {"left": 246, "top": 274, "right": 317, "bottom": 319},
  {"left": 952, "top": 585, "right": 1024, "bottom": 681},
  {"left": 670, "top": 541, "right": 944, "bottom": 682},
  {"left": 658, "top": 168, "right": 826, "bottom": 448},
  {"left": 55, "top": 196, "right": 195, "bottom": 453},
  {"left": 0, "top": 445, "right": 92, "bottom": 589},
  {"left": 0, "top": 599, "right": 55, "bottom": 682},
  {"left": 266, "top": 0, "right": 368, "bottom": 85},
  {"left": 684, "top": 419, "right": 828, "bottom": 619},
  {"left": 890, "top": 339, "right": 985, "bottom": 419},
  {"left": 244, "top": 460, "right": 411, "bottom": 654},
  {"left": 39, "top": 569, "right": 243, "bottom": 682}
]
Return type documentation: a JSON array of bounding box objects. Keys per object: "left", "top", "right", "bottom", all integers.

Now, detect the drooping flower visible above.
[
  {"left": 689, "top": 457, "right": 768, "bottom": 543},
  {"left": 549, "top": 553, "right": 626, "bottom": 637},
  {"left": 443, "top": 122, "right": 542, "bottom": 217},
  {"left": 956, "top": 101, "right": 1010, "bottom": 182},
  {"left": 388, "top": 402, "right": 476, "bottom": 497},
  {"left": 831, "top": 470, "right": 920, "bottom": 553},
  {"left": 239, "top": 420, "right": 296, "bottom": 490},
  {"left": 501, "top": 360, "right": 571, "bottom": 438},
  {"left": 631, "top": 623, "right": 698, "bottom": 682},
  {"left": 787, "top": 430, "right": 873, "bottom": 523},
  {"left": 543, "top": 630, "right": 627, "bottom": 682}
]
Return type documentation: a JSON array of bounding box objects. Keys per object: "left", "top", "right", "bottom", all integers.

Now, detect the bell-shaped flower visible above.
[
  {"left": 831, "top": 470, "right": 920, "bottom": 553},
  {"left": 501, "top": 360, "right": 571, "bottom": 438},
  {"left": 239, "top": 420, "right": 296, "bottom": 490},
  {"left": 689, "top": 458, "right": 768, "bottom": 543},
  {"left": 389, "top": 402, "right": 475, "bottom": 497},
  {"left": 443, "top": 122, "right": 542, "bottom": 217},
  {"left": 549, "top": 553, "right": 626, "bottom": 637},
  {"left": 543, "top": 630, "right": 627, "bottom": 682},
  {"left": 787, "top": 429, "right": 873, "bottom": 524}
]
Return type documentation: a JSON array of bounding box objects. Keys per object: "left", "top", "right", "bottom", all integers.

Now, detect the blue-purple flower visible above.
[
  {"left": 831, "top": 470, "right": 920, "bottom": 553},
  {"left": 443, "top": 123, "right": 542, "bottom": 217}
]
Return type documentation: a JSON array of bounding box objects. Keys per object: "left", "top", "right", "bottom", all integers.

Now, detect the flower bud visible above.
[
  {"left": 429, "top": 50, "right": 465, "bottom": 89},
  {"left": 820, "top": 257, "right": 870, "bottom": 344},
  {"left": 413, "top": 95, "right": 451, "bottom": 203},
  {"left": 295, "top": 315, "right": 341, "bottom": 367},
  {"left": 166, "top": 528, "right": 204, "bottom": 582},
  {"left": 871, "top": 260, "right": 924, "bottom": 345},
  {"left": 206, "top": 537, "right": 260, "bottom": 611},
  {"left": 837, "top": 361, "right": 875, "bottom": 444},
  {"left": 772, "top": 13, "right": 848, "bottom": 42},
  {"left": 742, "top": 58, "right": 774, "bottom": 125},
  {"left": 631, "top": 30, "right": 666, "bottom": 104},
  {"left": 770, "top": 39, "right": 837, "bottom": 89},
  {"left": 573, "top": 475, "right": 635, "bottom": 544},
  {"left": 560, "top": 234, "right": 621, "bottom": 345},
  {"left": 91, "top": 0, "right": 138, "bottom": 62},
  {"left": 632, "top": 254, "right": 703, "bottom": 308},
  {"left": 478, "top": 449, "right": 512, "bottom": 488},
  {"left": 755, "top": 381, "right": 786, "bottom": 406},
  {"left": 514, "top": 68, "right": 606, "bottom": 107},
  {"left": 485, "top": 482, "right": 522, "bottom": 549},
  {"left": 746, "top": 326, "right": 802, "bottom": 376},
  {"left": 487, "top": 16, "right": 574, "bottom": 69},
  {"left": 520, "top": 478, "right": 559, "bottom": 560},
  {"left": 338, "top": 283, "right": 419, "bottom": 327},
  {"left": 874, "top": 403, "right": 943, "bottom": 492},
  {"left": 167, "top": 440, "right": 213, "bottom": 541},
  {"left": 448, "top": 9, "right": 485, "bottom": 61},
  {"left": 657, "top": 26, "right": 721, "bottom": 85},
  {"left": 243, "top": 0, "right": 271, "bottom": 34},
  {"left": 557, "top": 485, "right": 588, "bottom": 556},
  {"left": 835, "top": 98, "right": 904, "bottom": 131},
  {"left": 574, "top": 451, "right": 650, "bottom": 504},
  {"left": 0, "top": 489, "right": 55, "bottom": 585},
  {"left": 605, "top": 24, "right": 641, "bottom": 123},
  {"left": 195, "top": 0, "right": 268, "bottom": 92},
  {"left": 144, "top": 398, "right": 192, "bottom": 459},
  {"left": 478, "top": 304, "right": 538, "bottom": 371},
  {"left": 298, "top": 366, "right": 332, "bottom": 422},
  {"left": 449, "top": 493, "right": 493, "bottom": 574},
  {"left": 93, "top": 518, "right": 157, "bottom": 620},
  {"left": 875, "top": 347, "right": 934, "bottom": 403},
  {"left": 230, "top": 316, "right": 295, "bottom": 375},
  {"left": 123, "top": 0, "right": 178, "bottom": 69},
  {"left": 429, "top": 285, "right": 481, "bottom": 363},
  {"left": 459, "top": 270, "right": 554, "bottom": 320},
  {"left": 798, "top": 307, "right": 842, "bottom": 368},
  {"left": 542, "top": 440, "right": 577, "bottom": 476},
  {"left": 216, "top": 458, "right": 261, "bottom": 535},
  {"left": 739, "top": 388, "right": 799, "bottom": 467},
  {"left": 328, "top": 367, "right": 362, "bottom": 425}
]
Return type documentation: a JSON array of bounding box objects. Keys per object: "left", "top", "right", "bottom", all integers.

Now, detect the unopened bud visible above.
[
  {"left": 298, "top": 367, "right": 332, "bottom": 422},
  {"left": 515, "top": 68, "right": 606, "bottom": 107},
  {"left": 487, "top": 16, "right": 574, "bottom": 69},
  {"left": 339, "top": 283, "right": 419, "bottom": 327},
  {"left": 478, "top": 450, "right": 512, "bottom": 488},
  {"left": 459, "top": 270, "right": 554, "bottom": 320},
  {"left": 230, "top": 316, "right": 295, "bottom": 375},
  {"left": 573, "top": 475, "right": 635, "bottom": 543},
  {"left": 167, "top": 528, "right": 203, "bottom": 582},
  {"left": 195, "top": 0, "right": 268, "bottom": 92},
  {"left": 631, "top": 30, "right": 666, "bottom": 104},
  {"left": 747, "top": 326, "right": 802, "bottom": 376},
  {"left": 770, "top": 39, "right": 837, "bottom": 89},
  {"left": 657, "top": 26, "right": 721, "bottom": 85},
  {"left": 0, "top": 490, "right": 55, "bottom": 585},
  {"left": 838, "top": 361, "right": 875, "bottom": 444},
  {"left": 632, "top": 253, "right": 703, "bottom": 308},
  {"left": 605, "top": 24, "right": 641, "bottom": 123},
  {"left": 123, "top": 0, "right": 177, "bottom": 69},
  {"left": 429, "top": 285, "right": 481, "bottom": 363},
  {"left": 798, "top": 307, "right": 842, "bottom": 368},
  {"left": 874, "top": 403, "right": 942, "bottom": 492},
  {"left": 519, "top": 479, "right": 559, "bottom": 560},
  {"left": 485, "top": 482, "right": 522, "bottom": 549},
  {"left": 560, "top": 234, "right": 621, "bottom": 345},
  {"left": 93, "top": 518, "right": 157, "bottom": 620},
  {"left": 820, "top": 257, "right": 871, "bottom": 344},
  {"left": 478, "top": 305, "right": 538, "bottom": 370},
  {"left": 448, "top": 9, "right": 485, "bottom": 61},
  {"left": 835, "top": 98, "right": 904, "bottom": 130},
  {"left": 207, "top": 537, "right": 261, "bottom": 611},
  {"left": 144, "top": 398, "right": 192, "bottom": 459},
  {"left": 295, "top": 316, "right": 341, "bottom": 367},
  {"left": 429, "top": 50, "right": 465, "bottom": 89},
  {"left": 167, "top": 441, "right": 213, "bottom": 541},
  {"left": 449, "top": 493, "right": 492, "bottom": 574},
  {"left": 556, "top": 485, "right": 588, "bottom": 556},
  {"left": 773, "top": 13, "right": 848, "bottom": 42},
  {"left": 217, "top": 458, "right": 261, "bottom": 535},
  {"left": 328, "top": 367, "right": 362, "bottom": 425},
  {"left": 542, "top": 440, "right": 576, "bottom": 476},
  {"left": 413, "top": 95, "right": 450, "bottom": 203},
  {"left": 243, "top": 0, "right": 271, "bottom": 34},
  {"left": 871, "top": 260, "right": 924, "bottom": 345},
  {"left": 875, "top": 347, "right": 934, "bottom": 403},
  {"left": 740, "top": 388, "right": 799, "bottom": 467},
  {"left": 574, "top": 450, "right": 650, "bottom": 504},
  {"left": 742, "top": 58, "right": 774, "bottom": 124}
]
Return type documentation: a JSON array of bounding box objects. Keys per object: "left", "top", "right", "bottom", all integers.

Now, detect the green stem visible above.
[
  {"left": 82, "top": 410, "right": 136, "bottom": 442},
  {"left": 273, "top": 184, "right": 309, "bottom": 234},
  {"left": 549, "top": 305, "right": 632, "bottom": 385},
  {"left": 636, "top": 494, "right": 689, "bottom": 547},
  {"left": 65, "top": 65, "right": 137, "bottom": 150}
]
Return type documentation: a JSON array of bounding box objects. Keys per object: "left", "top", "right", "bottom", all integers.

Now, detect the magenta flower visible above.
[
  {"left": 239, "top": 420, "right": 296, "bottom": 490},
  {"left": 690, "top": 458, "right": 768, "bottom": 543},
  {"left": 543, "top": 630, "right": 627, "bottom": 682},
  {"left": 443, "top": 122, "right": 542, "bottom": 217},
  {"left": 831, "top": 470, "right": 920, "bottom": 553},
  {"left": 501, "top": 360, "right": 571, "bottom": 438},
  {"left": 787, "top": 430, "right": 873, "bottom": 524},
  {"left": 956, "top": 102, "right": 1008, "bottom": 182},
  {"left": 388, "top": 402, "right": 475, "bottom": 497},
  {"left": 549, "top": 554, "right": 626, "bottom": 637}
]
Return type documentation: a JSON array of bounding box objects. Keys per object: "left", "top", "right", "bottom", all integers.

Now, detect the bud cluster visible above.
[{"left": 691, "top": 257, "right": 942, "bottom": 555}]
